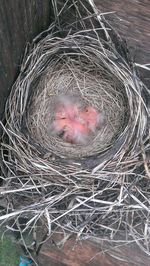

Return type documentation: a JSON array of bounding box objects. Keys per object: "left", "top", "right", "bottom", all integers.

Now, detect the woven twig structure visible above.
[{"left": 0, "top": 0, "right": 150, "bottom": 259}]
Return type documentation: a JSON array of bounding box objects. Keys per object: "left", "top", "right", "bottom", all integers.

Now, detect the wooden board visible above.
[
  {"left": 38, "top": 235, "right": 150, "bottom": 266},
  {"left": 0, "top": 0, "right": 51, "bottom": 121},
  {"left": 95, "top": 0, "right": 150, "bottom": 87}
]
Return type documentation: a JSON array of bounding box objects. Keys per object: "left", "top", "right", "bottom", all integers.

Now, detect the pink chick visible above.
[
  {"left": 50, "top": 96, "right": 105, "bottom": 144},
  {"left": 79, "top": 106, "right": 101, "bottom": 132},
  {"left": 55, "top": 95, "right": 80, "bottom": 120},
  {"left": 50, "top": 118, "right": 69, "bottom": 136},
  {"left": 63, "top": 119, "right": 90, "bottom": 144}
]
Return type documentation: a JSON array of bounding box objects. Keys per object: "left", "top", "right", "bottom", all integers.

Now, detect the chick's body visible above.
[
  {"left": 63, "top": 119, "right": 90, "bottom": 144},
  {"left": 51, "top": 95, "right": 102, "bottom": 144},
  {"left": 55, "top": 96, "right": 79, "bottom": 120},
  {"left": 79, "top": 106, "right": 100, "bottom": 132}
]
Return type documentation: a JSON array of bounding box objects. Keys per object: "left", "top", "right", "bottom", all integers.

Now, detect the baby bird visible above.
[
  {"left": 55, "top": 95, "right": 80, "bottom": 120},
  {"left": 63, "top": 119, "right": 90, "bottom": 144},
  {"left": 51, "top": 116, "right": 89, "bottom": 144},
  {"left": 79, "top": 106, "right": 100, "bottom": 133},
  {"left": 51, "top": 118, "right": 69, "bottom": 136},
  {"left": 50, "top": 95, "right": 104, "bottom": 144}
]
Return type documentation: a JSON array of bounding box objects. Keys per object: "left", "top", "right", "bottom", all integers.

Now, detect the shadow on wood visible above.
[
  {"left": 0, "top": 0, "right": 51, "bottom": 121},
  {"left": 95, "top": 0, "right": 150, "bottom": 88}
]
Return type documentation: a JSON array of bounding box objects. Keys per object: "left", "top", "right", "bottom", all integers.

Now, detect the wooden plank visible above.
[
  {"left": 95, "top": 0, "right": 150, "bottom": 87},
  {"left": 0, "top": 0, "right": 51, "bottom": 121},
  {"left": 39, "top": 237, "right": 127, "bottom": 266},
  {"left": 95, "top": 0, "right": 150, "bottom": 63},
  {"left": 39, "top": 235, "right": 150, "bottom": 266}
]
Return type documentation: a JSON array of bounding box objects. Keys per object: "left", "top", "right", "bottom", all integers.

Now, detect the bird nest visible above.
[
  {"left": 28, "top": 53, "right": 126, "bottom": 158},
  {"left": 0, "top": 0, "right": 150, "bottom": 261}
]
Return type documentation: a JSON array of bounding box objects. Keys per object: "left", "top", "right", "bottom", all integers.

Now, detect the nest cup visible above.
[
  {"left": 28, "top": 41, "right": 127, "bottom": 158},
  {"left": 1, "top": 0, "right": 150, "bottom": 260}
]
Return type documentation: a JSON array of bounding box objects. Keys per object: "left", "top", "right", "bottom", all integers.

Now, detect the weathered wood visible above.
[
  {"left": 0, "top": 0, "right": 51, "bottom": 121},
  {"left": 95, "top": 0, "right": 150, "bottom": 87},
  {"left": 95, "top": 0, "right": 150, "bottom": 63},
  {"left": 39, "top": 235, "right": 150, "bottom": 266}
]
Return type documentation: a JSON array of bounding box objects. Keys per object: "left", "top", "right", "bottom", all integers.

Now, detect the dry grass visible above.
[{"left": 0, "top": 0, "right": 150, "bottom": 263}]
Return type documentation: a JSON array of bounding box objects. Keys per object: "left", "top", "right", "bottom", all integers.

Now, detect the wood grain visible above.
[
  {"left": 0, "top": 0, "right": 51, "bottom": 121},
  {"left": 94, "top": 0, "right": 150, "bottom": 87},
  {"left": 95, "top": 0, "right": 150, "bottom": 63},
  {"left": 39, "top": 237, "right": 130, "bottom": 266},
  {"left": 39, "top": 235, "right": 150, "bottom": 266}
]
